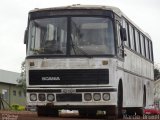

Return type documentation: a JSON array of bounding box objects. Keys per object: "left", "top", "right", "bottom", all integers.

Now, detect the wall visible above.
[{"left": 0, "top": 82, "right": 26, "bottom": 109}]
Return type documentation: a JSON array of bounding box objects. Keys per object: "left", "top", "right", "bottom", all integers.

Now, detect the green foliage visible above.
[
  {"left": 11, "top": 104, "right": 25, "bottom": 111},
  {"left": 17, "top": 61, "right": 26, "bottom": 93},
  {"left": 17, "top": 106, "right": 25, "bottom": 111},
  {"left": 11, "top": 104, "right": 19, "bottom": 110},
  {"left": 154, "top": 67, "right": 160, "bottom": 81}
]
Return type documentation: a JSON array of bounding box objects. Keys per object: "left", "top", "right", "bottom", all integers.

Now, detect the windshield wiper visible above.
[{"left": 70, "top": 37, "right": 91, "bottom": 58}]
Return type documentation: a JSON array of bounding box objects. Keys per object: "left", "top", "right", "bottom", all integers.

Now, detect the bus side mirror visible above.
[
  {"left": 120, "top": 27, "right": 127, "bottom": 41},
  {"left": 24, "top": 29, "right": 28, "bottom": 44}
]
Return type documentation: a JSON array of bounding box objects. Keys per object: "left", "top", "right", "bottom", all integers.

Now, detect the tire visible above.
[
  {"left": 79, "top": 109, "right": 97, "bottom": 118},
  {"left": 79, "top": 110, "right": 87, "bottom": 117},
  {"left": 37, "top": 106, "right": 47, "bottom": 116},
  {"left": 143, "top": 86, "right": 146, "bottom": 107},
  {"left": 126, "top": 108, "right": 136, "bottom": 115},
  {"left": 136, "top": 107, "right": 144, "bottom": 116},
  {"left": 126, "top": 107, "right": 143, "bottom": 116},
  {"left": 37, "top": 106, "right": 59, "bottom": 117},
  {"left": 87, "top": 110, "right": 97, "bottom": 118},
  {"left": 117, "top": 80, "right": 123, "bottom": 118},
  {"left": 106, "top": 106, "right": 118, "bottom": 119},
  {"left": 117, "top": 107, "right": 123, "bottom": 118}
]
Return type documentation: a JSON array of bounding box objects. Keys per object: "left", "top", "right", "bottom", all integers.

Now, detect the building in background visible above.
[
  {"left": 154, "top": 79, "right": 160, "bottom": 108},
  {"left": 0, "top": 69, "right": 26, "bottom": 109}
]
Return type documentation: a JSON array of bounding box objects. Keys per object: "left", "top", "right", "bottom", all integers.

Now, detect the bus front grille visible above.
[{"left": 29, "top": 69, "right": 109, "bottom": 85}]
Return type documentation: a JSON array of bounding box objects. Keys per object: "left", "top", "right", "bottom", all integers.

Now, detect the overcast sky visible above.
[{"left": 0, "top": 0, "right": 160, "bottom": 72}]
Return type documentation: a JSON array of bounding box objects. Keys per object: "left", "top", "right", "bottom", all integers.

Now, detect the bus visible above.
[{"left": 24, "top": 4, "right": 154, "bottom": 117}]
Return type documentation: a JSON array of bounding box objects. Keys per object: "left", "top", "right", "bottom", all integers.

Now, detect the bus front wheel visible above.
[
  {"left": 37, "top": 106, "right": 59, "bottom": 117},
  {"left": 117, "top": 80, "right": 123, "bottom": 118}
]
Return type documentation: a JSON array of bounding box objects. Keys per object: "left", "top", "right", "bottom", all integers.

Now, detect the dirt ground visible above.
[
  {"left": 0, "top": 110, "right": 158, "bottom": 120},
  {"left": 0, "top": 110, "right": 108, "bottom": 120}
]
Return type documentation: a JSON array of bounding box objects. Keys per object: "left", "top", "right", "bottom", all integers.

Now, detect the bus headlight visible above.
[
  {"left": 47, "top": 94, "right": 55, "bottom": 101},
  {"left": 30, "top": 94, "right": 37, "bottom": 101},
  {"left": 103, "top": 93, "right": 110, "bottom": 101},
  {"left": 38, "top": 94, "right": 46, "bottom": 101},
  {"left": 93, "top": 93, "right": 101, "bottom": 101},
  {"left": 84, "top": 93, "right": 92, "bottom": 101}
]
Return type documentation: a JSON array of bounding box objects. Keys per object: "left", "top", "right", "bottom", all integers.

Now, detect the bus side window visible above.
[
  {"left": 129, "top": 24, "right": 135, "bottom": 51},
  {"left": 116, "top": 23, "right": 123, "bottom": 58},
  {"left": 148, "top": 41, "right": 152, "bottom": 61},
  {"left": 149, "top": 41, "right": 153, "bottom": 61},
  {"left": 135, "top": 29, "right": 140, "bottom": 54},
  {"left": 145, "top": 38, "right": 149, "bottom": 59},
  {"left": 140, "top": 34, "right": 145, "bottom": 57},
  {"left": 122, "top": 19, "right": 130, "bottom": 47}
]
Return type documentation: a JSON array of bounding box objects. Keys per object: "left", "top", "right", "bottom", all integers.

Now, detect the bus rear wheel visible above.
[{"left": 126, "top": 107, "right": 143, "bottom": 116}]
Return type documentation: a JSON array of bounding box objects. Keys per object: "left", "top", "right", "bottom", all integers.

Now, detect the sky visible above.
[{"left": 0, "top": 0, "right": 160, "bottom": 72}]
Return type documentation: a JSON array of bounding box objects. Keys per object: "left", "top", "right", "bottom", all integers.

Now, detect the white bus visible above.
[{"left": 24, "top": 5, "right": 154, "bottom": 117}]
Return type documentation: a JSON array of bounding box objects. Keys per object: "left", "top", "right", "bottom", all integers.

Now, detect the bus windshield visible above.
[{"left": 27, "top": 17, "right": 115, "bottom": 56}]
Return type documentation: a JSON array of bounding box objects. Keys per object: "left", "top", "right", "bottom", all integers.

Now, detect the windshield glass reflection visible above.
[
  {"left": 28, "top": 17, "right": 67, "bottom": 55},
  {"left": 70, "top": 17, "right": 115, "bottom": 55},
  {"left": 27, "top": 17, "right": 115, "bottom": 56}
]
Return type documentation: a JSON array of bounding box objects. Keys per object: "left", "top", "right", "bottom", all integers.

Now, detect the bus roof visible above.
[
  {"left": 30, "top": 4, "right": 151, "bottom": 39},
  {"left": 30, "top": 4, "right": 121, "bottom": 15}
]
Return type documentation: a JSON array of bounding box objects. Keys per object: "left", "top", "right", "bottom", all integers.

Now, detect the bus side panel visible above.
[
  {"left": 122, "top": 48, "right": 154, "bottom": 108},
  {"left": 123, "top": 72, "right": 143, "bottom": 107}
]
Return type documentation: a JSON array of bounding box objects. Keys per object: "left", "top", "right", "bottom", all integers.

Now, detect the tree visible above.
[
  {"left": 17, "top": 61, "right": 26, "bottom": 93},
  {"left": 154, "top": 65, "right": 160, "bottom": 81}
]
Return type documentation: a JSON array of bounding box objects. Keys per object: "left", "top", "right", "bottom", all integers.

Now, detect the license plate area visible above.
[{"left": 56, "top": 94, "right": 82, "bottom": 102}]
